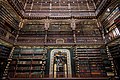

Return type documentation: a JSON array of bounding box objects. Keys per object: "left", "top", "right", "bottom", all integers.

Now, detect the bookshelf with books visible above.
[
  {"left": 76, "top": 36, "right": 104, "bottom": 44},
  {"left": 101, "top": 4, "right": 120, "bottom": 43},
  {"left": 47, "top": 34, "right": 74, "bottom": 43},
  {"left": 17, "top": 22, "right": 45, "bottom": 45},
  {"left": 109, "top": 44, "right": 120, "bottom": 77},
  {"left": 0, "top": 5, "right": 19, "bottom": 43},
  {"left": 21, "top": 23, "right": 45, "bottom": 32},
  {"left": 98, "top": 48, "right": 114, "bottom": 77},
  {"left": 114, "top": 16, "right": 120, "bottom": 28},
  {"left": 74, "top": 47, "right": 113, "bottom": 78},
  {"left": 0, "top": 27, "right": 7, "bottom": 38},
  {"left": 0, "top": 45, "right": 11, "bottom": 79},
  {"left": 0, "top": 26, "right": 16, "bottom": 43},
  {"left": 101, "top": 5, "right": 120, "bottom": 77},
  {"left": 75, "top": 20, "right": 101, "bottom": 35},
  {"left": 104, "top": 16, "right": 120, "bottom": 43},
  {"left": 101, "top": 5, "right": 120, "bottom": 29},
  {"left": 8, "top": 47, "right": 47, "bottom": 79},
  {"left": 47, "top": 31, "right": 74, "bottom": 44},
  {"left": 17, "top": 31, "right": 45, "bottom": 45},
  {"left": 75, "top": 20, "right": 103, "bottom": 44},
  {"left": 0, "top": 5, "right": 20, "bottom": 30}
]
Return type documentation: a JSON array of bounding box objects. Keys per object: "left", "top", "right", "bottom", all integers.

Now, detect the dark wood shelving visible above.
[
  {"left": 109, "top": 44, "right": 120, "bottom": 77},
  {"left": 8, "top": 48, "right": 47, "bottom": 79},
  {"left": 0, "top": 45, "right": 11, "bottom": 79},
  {"left": 74, "top": 48, "right": 114, "bottom": 78},
  {"left": 1, "top": 0, "right": 119, "bottom": 80}
]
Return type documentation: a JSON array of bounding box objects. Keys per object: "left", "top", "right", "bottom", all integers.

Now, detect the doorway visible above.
[{"left": 49, "top": 49, "right": 72, "bottom": 78}]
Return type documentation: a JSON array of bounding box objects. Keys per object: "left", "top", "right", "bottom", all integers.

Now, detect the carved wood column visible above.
[
  {"left": 45, "top": 19, "right": 50, "bottom": 44},
  {"left": 71, "top": 19, "right": 76, "bottom": 43}
]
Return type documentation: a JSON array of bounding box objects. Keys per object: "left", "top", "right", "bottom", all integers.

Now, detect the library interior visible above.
[{"left": 0, "top": 0, "right": 120, "bottom": 80}]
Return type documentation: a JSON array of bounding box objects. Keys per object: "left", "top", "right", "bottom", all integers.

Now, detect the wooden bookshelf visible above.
[
  {"left": 47, "top": 31, "right": 74, "bottom": 43},
  {"left": 0, "top": 45, "right": 11, "bottom": 79},
  {"left": 8, "top": 48, "right": 47, "bottom": 79},
  {"left": 105, "top": 22, "right": 120, "bottom": 43},
  {"left": 109, "top": 44, "right": 120, "bottom": 77},
  {"left": 0, "top": 6, "right": 19, "bottom": 43},
  {"left": 74, "top": 48, "right": 113, "bottom": 78},
  {"left": 0, "top": 5, "right": 20, "bottom": 30}
]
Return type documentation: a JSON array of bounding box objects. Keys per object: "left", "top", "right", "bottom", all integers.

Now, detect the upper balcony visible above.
[{"left": 6, "top": 0, "right": 112, "bottom": 19}]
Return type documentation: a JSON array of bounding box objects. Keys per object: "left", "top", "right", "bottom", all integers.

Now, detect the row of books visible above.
[
  {"left": 76, "top": 39, "right": 104, "bottom": 44},
  {"left": 74, "top": 48, "right": 110, "bottom": 77},
  {"left": 0, "top": 45, "right": 11, "bottom": 78},
  {"left": 13, "top": 55, "right": 46, "bottom": 59},
  {"left": 17, "top": 39, "right": 45, "bottom": 43},
  {"left": 76, "top": 48, "right": 101, "bottom": 53},
  {"left": 48, "top": 31, "right": 73, "bottom": 35},
  {"left": 19, "top": 34, "right": 73, "bottom": 37},
  {"left": 109, "top": 44, "right": 120, "bottom": 76},
  {"left": 77, "top": 54, "right": 101, "bottom": 57},
  {"left": 16, "top": 66, "right": 45, "bottom": 71},
  {"left": 14, "top": 71, "right": 44, "bottom": 78},
  {"left": 0, "top": 5, "right": 19, "bottom": 29},
  {"left": 0, "top": 17, "right": 9, "bottom": 31},
  {"left": 8, "top": 48, "right": 47, "bottom": 78},
  {"left": 13, "top": 52, "right": 46, "bottom": 55},
  {"left": 16, "top": 38, "right": 104, "bottom": 44},
  {"left": 0, "top": 14, "right": 17, "bottom": 42},
  {"left": 105, "top": 27, "right": 120, "bottom": 43},
  {"left": 76, "top": 36, "right": 103, "bottom": 39},
  {"left": 11, "top": 60, "right": 46, "bottom": 65},
  {"left": 19, "top": 31, "right": 45, "bottom": 35},
  {"left": 0, "top": 27, "right": 6, "bottom": 36},
  {"left": 9, "top": 70, "right": 45, "bottom": 78},
  {"left": 14, "top": 48, "right": 46, "bottom": 52},
  {"left": 47, "top": 38, "right": 74, "bottom": 43},
  {"left": 102, "top": 6, "right": 120, "bottom": 28},
  {"left": 48, "top": 34, "right": 73, "bottom": 37},
  {"left": 21, "top": 24, "right": 45, "bottom": 31},
  {"left": 0, "top": 45, "right": 11, "bottom": 57},
  {"left": 102, "top": 6, "right": 120, "bottom": 43},
  {"left": 10, "top": 60, "right": 46, "bottom": 66},
  {"left": 0, "top": 27, "right": 16, "bottom": 42}
]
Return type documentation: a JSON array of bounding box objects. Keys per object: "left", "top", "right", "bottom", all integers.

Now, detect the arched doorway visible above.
[{"left": 49, "top": 49, "right": 72, "bottom": 78}]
